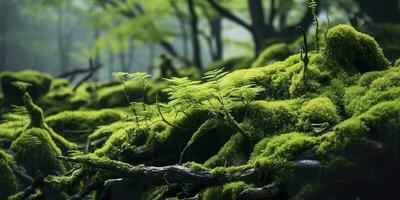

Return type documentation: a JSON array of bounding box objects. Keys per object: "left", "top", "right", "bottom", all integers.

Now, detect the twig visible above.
[{"left": 156, "top": 93, "right": 187, "bottom": 131}]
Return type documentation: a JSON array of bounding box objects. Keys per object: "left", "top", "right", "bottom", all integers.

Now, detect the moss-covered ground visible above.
[{"left": 1, "top": 24, "right": 400, "bottom": 200}]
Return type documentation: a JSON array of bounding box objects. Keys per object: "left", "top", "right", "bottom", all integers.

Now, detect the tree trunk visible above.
[
  {"left": 210, "top": 17, "right": 223, "bottom": 61},
  {"left": 247, "top": 0, "right": 269, "bottom": 54},
  {"left": 170, "top": 0, "right": 189, "bottom": 59},
  {"left": 187, "top": 0, "right": 202, "bottom": 69}
]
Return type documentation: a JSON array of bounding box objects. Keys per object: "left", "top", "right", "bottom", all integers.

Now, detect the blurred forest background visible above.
[{"left": 0, "top": 0, "right": 399, "bottom": 81}]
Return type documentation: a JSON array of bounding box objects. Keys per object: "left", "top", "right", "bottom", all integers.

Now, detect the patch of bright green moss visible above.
[
  {"left": 207, "top": 56, "right": 253, "bottom": 72},
  {"left": 251, "top": 43, "right": 291, "bottom": 68},
  {"left": 325, "top": 24, "right": 390, "bottom": 73},
  {"left": 46, "top": 109, "right": 124, "bottom": 143},
  {"left": 297, "top": 97, "right": 340, "bottom": 131},
  {"left": 10, "top": 128, "right": 65, "bottom": 176},
  {"left": 201, "top": 181, "right": 251, "bottom": 200},
  {"left": 22, "top": 92, "right": 77, "bottom": 151}
]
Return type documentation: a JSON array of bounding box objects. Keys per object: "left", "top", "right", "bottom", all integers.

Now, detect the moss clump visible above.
[
  {"left": 251, "top": 43, "right": 291, "bottom": 68},
  {"left": 204, "top": 133, "right": 249, "bottom": 168},
  {"left": 201, "top": 181, "right": 251, "bottom": 200},
  {"left": 250, "top": 132, "right": 317, "bottom": 162},
  {"left": 10, "top": 128, "right": 65, "bottom": 176},
  {"left": 46, "top": 109, "right": 124, "bottom": 143},
  {"left": 207, "top": 56, "right": 253, "bottom": 72},
  {"left": 238, "top": 100, "right": 299, "bottom": 136},
  {"left": 0, "top": 150, "right": 19, "bottom": 200},
  {"left": 22, "top": 92, "right": 77, "bottom": 151},
  {"left": 0, "top": 70, "right": 52, "bottom": 106},
  {"left": 359, "top": 100, "right": 400, "bottom": 158},
  {"left": 344, "top": 68, "right": 400, "bottom": 116},
  {"left": 297, "top": 97, "right": 340, "bottom": 131},
  {"left": 395, "top": 58, "right": 400, "bottom": 68},
  {"left": 317, "top": 117, "right": 368, "bottom": 157},
  {"left": 325, "top": 24, "right": 390, "bottom": 73}
]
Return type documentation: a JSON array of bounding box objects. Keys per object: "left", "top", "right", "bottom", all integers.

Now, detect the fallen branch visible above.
[{"left": 57, "top": 155, "right": 257, "bottom": 186}]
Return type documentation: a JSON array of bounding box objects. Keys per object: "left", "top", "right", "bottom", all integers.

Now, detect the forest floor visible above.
[{"left": 1, "top": 24, "right": 400, "bottom": 200}]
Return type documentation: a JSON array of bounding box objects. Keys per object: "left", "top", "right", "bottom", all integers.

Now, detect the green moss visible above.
[
  {"left": 22, "top": 92, "right": 77, "bottom": 151},
  {"left": 94, "top": 122, "right": 142, "bottom": 158},
  {"left": 343, "top": 68, "right": 400, "bottom": 116},
  {"left": 325, "top": 24, "right": 390, "bottom": 73},
  {"left": 241, "top": 100, "right": 299, "bottom": 134},
  {"left": 88, "top": 121, "right": 132, "bottom": 141},
  {"left": 251, "top": 43, "right": 291, "bottom": 68},
  {"left": 201, "top": 181, "right": 251, "bottom": 200},
  {"left": 207, "top": 56, "right": 253, "bottom": 72},
  {"left": 359, "top": 100, "right": 400, "bottom": 158},
  {"left": 316, "top": 117, "right": 369, "bottom": 157},
  {"left": 357, "top": 70, "right": 388, "bottom": 87},
  {"left": 0, "top": 70, "right": 52, "bottom": 106},
  {"left": 250, "top": 132, "right": 317, "bottom": 162},
  {"left": 46, "top": 109, "right": 123, "bottom": 143},
  {"left": 0, "top": 150, "right": 19, "bottom": 200},
  {"left": 10, "top": 128, "right": 65, "bottom": 176},
  {"left": 297, "top": 97, "right": 340, "bottom": 132},
  {"left": 395, "top": 58, "right": 400, "bottom": 67},
  {"left": 204, "top": 133, "right": 248, "bottom": 168}
]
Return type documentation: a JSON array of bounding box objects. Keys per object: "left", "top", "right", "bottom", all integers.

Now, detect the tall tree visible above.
[{"left": 187, "top": 0, "right": 202, "bottom": 68}]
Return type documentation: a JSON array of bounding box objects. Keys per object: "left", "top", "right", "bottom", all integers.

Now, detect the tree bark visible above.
[
  {"left": 210, "top": 17, "right": 223, "bottom": 61},
  {"left": 247, "top": 0, "right": 269, "bottom": 54},
  {"left": 170, "top": 0, "right": 190, "bottom": 59},
  {"left": 187, "top": 0, "right": 202, "bottom": 69},
  {"left": 57, "top": 155, "right": 258, "bottom": 186}
]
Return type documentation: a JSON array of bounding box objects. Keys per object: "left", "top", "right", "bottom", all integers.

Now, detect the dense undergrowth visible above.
[{"left": 1, "top": 24, "right": 400, "bottom": 199}]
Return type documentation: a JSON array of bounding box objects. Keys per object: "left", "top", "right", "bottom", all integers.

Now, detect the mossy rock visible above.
[
  {"left": 251, "top": 43, "right": 291, "bottom": 68},
  {"left": 46, "top": 109, "right": 124, "bottom": 143},
  {"left": 0, "top": 70, "right": 52, "bottom": 106},
  {"left": 10, "top": 128, "right": 65, "bottom": 176},
  {"left": 0, "top": 150, "right": 19, "bottom": 200},
  {"left": 344, "top": 68, "right": 400, "bottom": 116},
  {"left": 201, "top": 181, "right": 251, "bottom": 200},
  {"left": 325, "top": 24, "right": 390, "bottom": 73},
  {"left": 297, "top": 96, "right": 340, "bottom": 131}
]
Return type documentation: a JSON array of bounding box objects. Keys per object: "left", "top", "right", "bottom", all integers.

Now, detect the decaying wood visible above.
[{"left": 57, "top": 155, "right": 258, "bottom": 186}]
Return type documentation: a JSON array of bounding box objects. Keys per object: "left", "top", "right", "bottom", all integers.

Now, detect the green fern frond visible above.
[
  {"left": 11, "top": 81, "right": 32, "bottom": 92},
  {"left": 128, "top": 72, "right": 152, "bottom": 81},
  {"left": 112, "top": 72, "right": 129, "bottom": 82}
]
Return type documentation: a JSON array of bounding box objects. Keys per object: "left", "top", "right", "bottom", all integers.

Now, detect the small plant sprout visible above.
[
  {"left": 12, "top": 81, "right": 32, "bottom": 92},
  {"left": 112, "top": 72, "right": 140, "bottom": 129}
]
